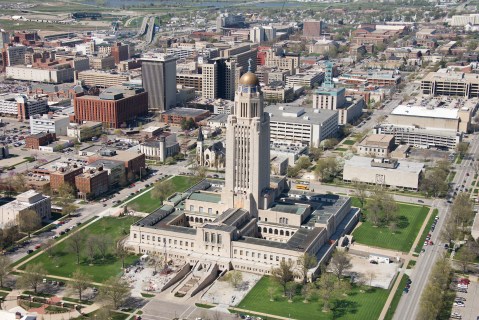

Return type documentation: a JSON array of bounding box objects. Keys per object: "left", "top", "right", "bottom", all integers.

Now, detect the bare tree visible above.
[
  {"left": 44, "top": 239, "right": 56, "bottom": 257},
  {"left": 98, "top": 276, "right": 131, "bottom": 310},
  {"left": 224, "top": 270, "right": 243, "bottom": 289},
  {"left": 285, "top": 281, "right": 296, "bottom": 302},
  {"left": 151, "top": 179, "right": 176, "bottom": 203},
  {"left": 86, "top": 236, "right": 97, "bottom": 264},
  {"left": 96, "top": 234, "right": 111, "bottom": 260},
  {"left": 67, "top": 232, "right": 85, "bottom": 265},
  {"left": 297, "top": 253, "right": 317, "bottom": 284},
  {"left": 0, "top": 256, "right": 12, "bottom": 287},
  {"left": 365, "top": 270, "right": 376, "bottom": 287},
  {"left": 116, "top": 240, "right": 129, "bottom": 269},
  {"left": 271, "top": 260, "right": 295, "bottom": 295},
  {"left": 317, "top": 272, "right": 350, "bottom": 312},
  {"left": 18, "top": 209, "right": 42, "bottom": 237},
  {"left": 68, "top": 269, "right": 92, "bottom": 301},
  {"left": 17, "top": 263, "right": 47, "bottom": 293},
  {"left": 267, "top": 286, "right": 275, "bottom": 301},
  {"left": 352, "top": 178, "right": 368, "bottom": 208},
  {"left": 329, "top": 250, "right": 352, "bottom": 280}
]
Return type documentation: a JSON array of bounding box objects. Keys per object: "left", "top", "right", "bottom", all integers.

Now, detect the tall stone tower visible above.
[
  {"left": 223, "top": 61, "right": 270, "bottom": 216},
  {"left": 196, "top": 126, "right": 204, "bottom": 166}
]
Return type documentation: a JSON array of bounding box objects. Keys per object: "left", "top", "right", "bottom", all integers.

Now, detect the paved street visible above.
[{"left": 393, "top": 133, "right": 479, "bottom": 320}]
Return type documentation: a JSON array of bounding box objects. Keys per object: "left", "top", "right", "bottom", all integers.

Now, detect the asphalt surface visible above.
[{"left": 393, "top": 133, "right": 479, "bottom": 320}]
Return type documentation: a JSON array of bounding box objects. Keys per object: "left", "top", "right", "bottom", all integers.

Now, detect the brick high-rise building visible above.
[
  {"left": 50, "top": 166, "right": 83, "bottom": 191},
  {"left": 303, "top": 20, "right": 323, "bottom": 39},
  {"left": 111, "top": 42, "right": 129, "bottom": 64},
  {"left": 75, "top": 168, "right": 109, "bottom": 200},
  {"left": 73, "top": 86, "right": 148, "bottom": 128}
]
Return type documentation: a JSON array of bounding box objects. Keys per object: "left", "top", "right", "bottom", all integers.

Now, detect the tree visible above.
[
  {"left": 329, "top": 250, "right": 352, "bottom": 280},
  {"left": 309, "top": 147, "right": 322, "bottom": 161},
  {"left": 364, "top": 189, "right": 398, "bottom": 227},
  {"left": 296, "top": 156, "right": 312, "bottom": 170},
  {"left": 0, "top": 256, "right": 12, "bottom": 287},
  {"left": 301, "top": 282, "right": 316, "bottom": 303},
  {"left": 151, "top": 179, "right": 176, "bottom": 203},
  {"left": 86, "top": 236, "right": 97, "bottom": 264},
  {"left": 224, "top": 270, "right": 243, "bottom": 288},
  {"left": 98, "top": 276, "right": 131, "bottom": 310},
  {"left": 12, "top": 173, "right": 28, "bottom": 193},
  {"left": 285, "top": 281, "right": 296, "bottom": 302},
  {"left": 286, "top": 165, "right": 301, "bottom": 178},
  {"left": 96, "top": 234, "right": 111, "bottom": 260},
  {"left": 17, "top": 263, "right": 46, "bottom": 293},
  {"left": 68, "top": 269, "right": 92, "bottom": 301},
  {"left": 364, "top": 270, "right": 376, "bottom": 287},
  {"left": 314, "top": 157, "right": 340, "bottom": 182},
  {"left": 116, "top": 241, "right": 129, "bottom": 269},
  {"left": 456, "top": 142, "right": 469, "bottom": 159},
  {"left": 18, "top": 210, "right": 42, "bottom": 237},
  {"left": 2, "top": 222, "right": 19, "bottom": 248},
  {"left": 44, "top": 239, "right": 56, "bottom": 258},
  {"left": 456, "top": 244, "right": 476, "bottom": 274},
  {"left": 148, "top": 252, "right": 164, "bottom": 273},
  {"left": 441, "top": 216, "right": 459, "bottom": 245},
  {"left": 352, "top": 178, "right": 368, "bottom": 208},
  {"left": 317, "top": 272, "right": 349, "bottom": 312},
  {"left": 297, "top": 253, "right": 317, "bottom": 284},
  {"left": 267, "top": 286, "right": 276, "bottom": 301},
  {"left": 322, "top": 138, "right": 339, "bottom": 150},
  {"left": 271, "top": 260, "right": 295, "bottom": 295},
  {"left": 68, "top": 232, "right": 85, "bottom": 265}
]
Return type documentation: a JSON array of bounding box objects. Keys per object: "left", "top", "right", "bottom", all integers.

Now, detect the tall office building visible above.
[
  {"left": 250, "top": 26, "right": 265, "bottom": 44},
  {"left": 141, "top": 53, "right": 177, "bottom": 111},
  {"left": 223, "top": 66, "right": 270, "bottom": 215},
  {"left": 303, "top": 20, "right": 323, "bottom": 38},
  {"left": 202, "top": 58, "right": 237, "bottom": 101},
  {"left": 111, "top": 42, "right": 129, "bottom": 64}
]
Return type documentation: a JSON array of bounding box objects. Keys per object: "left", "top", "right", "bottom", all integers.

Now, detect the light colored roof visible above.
[
  {"left": 391, "top": 105, "right": 458, "bottom": 119},
  {"left": 345, "top": 155, "right": 424, "bottom": 174},
  {"left": 265, "top": 105, "right": 337, "bottom": 125},
  {"left": 360, "top": 134, "right": 394, "bottom": 146}
]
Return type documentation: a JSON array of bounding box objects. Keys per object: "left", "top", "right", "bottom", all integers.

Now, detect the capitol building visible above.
[{"left": 127, "top": 69, "right": 359, "bottom": 292}]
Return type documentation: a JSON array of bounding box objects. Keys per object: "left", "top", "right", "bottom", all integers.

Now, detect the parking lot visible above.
[
  {"left": 451, "top": 277, "right": 479, "bottom": 320},
  {"left": 346, "top": 254, "right": 400, "bottom": 289}
]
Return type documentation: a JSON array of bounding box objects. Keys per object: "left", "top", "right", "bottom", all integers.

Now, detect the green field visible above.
[
  {"left": 352, "top": 198, "right": 429, "bottom": 252},
  {"left": 343, "top": 140, "right": 356, "bottom": 145},
  {"left": 238, "top": 276, "right": 389, "bottom": 320},
  {"left": 414, "top": 209, "right": 437, "bottom": 253},
  {"left": 20, "top": 216, "right": 139, "bottom": 283},
  {"left": 126, "top": 175, "right": 200, "bottom": 213},
  {"left": 384, "top": 275, "right": 409, "bottom": 320}
]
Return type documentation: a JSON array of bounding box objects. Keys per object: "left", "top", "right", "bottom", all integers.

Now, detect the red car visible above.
[
  {"left": 460, "top": 278, "right": 471, "bottom": 284},
  {"left": 34, "top": 244, "right": 41, "bottom": 249}
]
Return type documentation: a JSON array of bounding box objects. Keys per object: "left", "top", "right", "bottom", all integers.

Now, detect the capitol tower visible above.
[{"left": 223, "top": 60, "right": 271, "bottom": 216}]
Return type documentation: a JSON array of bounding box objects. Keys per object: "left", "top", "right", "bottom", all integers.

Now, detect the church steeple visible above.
[{"left": 197, "top": 126, "right": 204, "bottom": 142}]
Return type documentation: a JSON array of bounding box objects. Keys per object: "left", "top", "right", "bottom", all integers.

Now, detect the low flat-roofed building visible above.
[
  {"left": 374, "top": 125, "right": 461, "bottom": 150},
  {"left": 67, "top": 121, "right": 103, "bottom": 142},
  {"left": 85, "top": 159, "right": 125, "bottom": 187},
  {"left": 160, "top": 107, "right": 210, "bottom": 125},
  {"left": 357, "top": 134, "right": 396, "bottom": 157},
  {"left": 0, "top": 190, "right": 51, "bottom": 228},
  {"left": 77, "top": 70, "right": 130, "bottom": 88},
  {"left": 421, "top": 71, "right": 479, "bottom": 98},
  {"left": 263, "top": 81, "right": 294, "bottom": 103},
  {"left": 265, "top": 104, "right": 338, "bottom": 148},
  {"left": 50, "top": 164, "right": 83, "bottom": 190},
  {"left": 286, "top": 71, "right": 324, "bottom": 88},
  {"left": 343, "top": 156, "right": 424, "bottom": 190},
  {"left": 270, "top": 141, "right": 308, "bottom": 164},
  {"left": 25, "top": 132, "right": 56, "bottom": 150},
  {"left": 30, "top": 113, "right": 70, "bottom": 136}
]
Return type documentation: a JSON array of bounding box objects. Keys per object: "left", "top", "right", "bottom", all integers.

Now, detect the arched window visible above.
[
  {"left": 269, "top": 228, "right": 273, "bottom": 234},
  {"left": 200, "top": 218, "right": 203, "bottom": 223},
  {"left": 274, "top": 229, "right": 278, "bottom": 235},
  {"left": 195, "top": 217, "right": 199, "bottom": 223},
  {"left": 286, "top": 231, "right": 290, "bottom": 236},
  {"left": 280, "top": 230, "right": 284, "bottom": 236},
  {"left": 263, "top": 227, "right": 267, "bottom": 233}
]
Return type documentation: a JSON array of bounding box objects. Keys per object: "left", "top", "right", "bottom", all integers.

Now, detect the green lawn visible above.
[
  {"left": 414, "top": 209, "right": 437, "bottom": 253},
  {"left": 352, "top": 199, "right": 429, "bottom": 252},
  {"left": 384, "top": 275, "right": 409, "bottom": 320},
  {"left": 343, "top": 140, "right": 356, "bottom": 145},
  {"left": 126, "top": 175, "right": 200, "bottom": 213},
  {"left": 238, "top": 276, "right": 389, "bottom": 320},
  {"left": 20, "top": 216, "right": 139, "bottom": 283}
]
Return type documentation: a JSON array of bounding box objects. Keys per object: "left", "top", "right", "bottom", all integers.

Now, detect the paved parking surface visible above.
[
  {"left": 452, "top": 280, "right": 479, "bottom": 320},
  {"left": 142, "top": 300, "right": 238, "bottom": 320}
]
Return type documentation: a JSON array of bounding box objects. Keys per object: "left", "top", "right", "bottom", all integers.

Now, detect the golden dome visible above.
[{"left": 239, "top": 71, "right": 259, "bottom": 86}]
